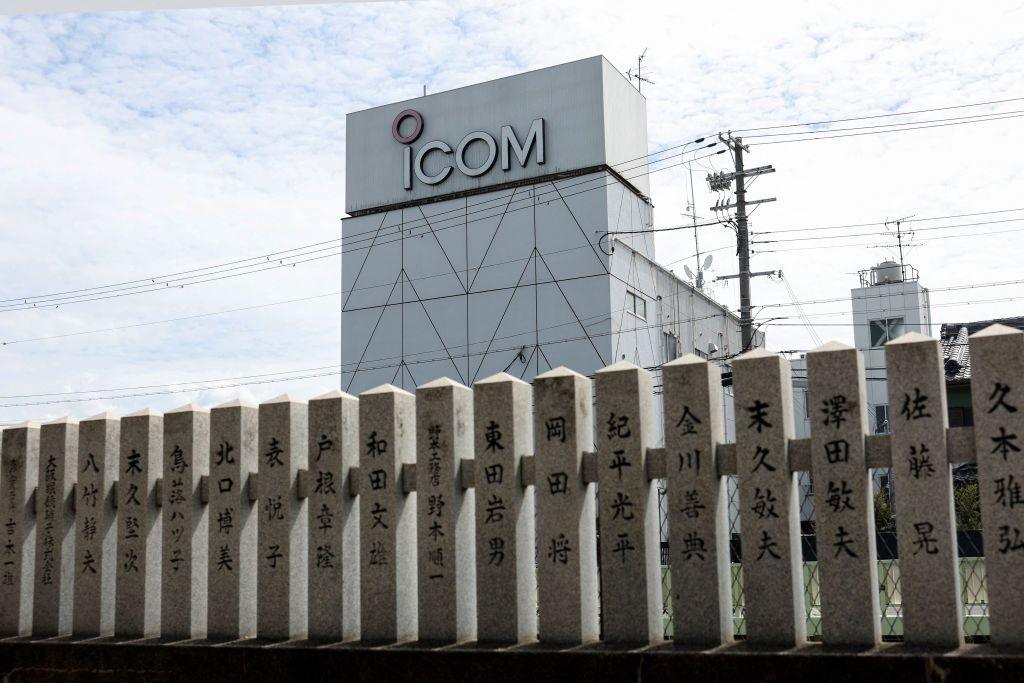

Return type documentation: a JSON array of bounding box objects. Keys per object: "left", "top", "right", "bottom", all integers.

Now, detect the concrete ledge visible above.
[{"left": 2, "top": 640, "right": 1023, "bottom": 682}]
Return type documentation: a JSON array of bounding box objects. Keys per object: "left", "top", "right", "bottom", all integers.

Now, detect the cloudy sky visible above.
[{"left": 1, "top": 0, "right": 1023, "bottom": 423}]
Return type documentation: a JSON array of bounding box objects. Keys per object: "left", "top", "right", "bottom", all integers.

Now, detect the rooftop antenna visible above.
[
  {"left": 626, "top": 48, "right": 654, "bottom": 94},
  {"left": 884, "top": 215, "right": 915, "bottom": 280}
]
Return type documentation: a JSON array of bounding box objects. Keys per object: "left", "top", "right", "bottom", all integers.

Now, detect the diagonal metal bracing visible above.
[
  {"left": 467, "top": 188, "right": 519, "bottom": 292},
  {"left": 342, "top": 210, "right": 391, "bottom": 311},
  {"left": 345, "top": 268, "right": 403, "bottom": 393},
  {"left": 534, "top": 249, "right": 606, "bottom": 367},
  {"left": 402, "top": 271, "right": 467, "bottom": 385},
  {"left": 469, "top": 251, "right": 536, "bottom": 384},
  {"left": 416, "top": 205, "right": 467, "bottom": 295},
  {"left": 551, "top": 180, "right": 611, "bottom": 276}
]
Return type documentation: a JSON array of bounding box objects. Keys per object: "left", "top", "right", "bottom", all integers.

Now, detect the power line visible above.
[
  {"left": 741, "top": 107, "right": 1024, "bottom": 140},
  {"left": 742, "top": 111, "right": 1024, "bottom": 145},
  {"left": 752, "top": 216, "right": 1024, "bottom": 244},
  {"left": 731, "top": 95, "right": 1024, "bottom": 133}
]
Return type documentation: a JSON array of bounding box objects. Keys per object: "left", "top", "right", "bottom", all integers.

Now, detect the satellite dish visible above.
[
  {"left": 683, "top": 265, "right": 695, "bottom": 280},
  {"left": 703, "top": 254, "right": 714, "bottom": 271}
]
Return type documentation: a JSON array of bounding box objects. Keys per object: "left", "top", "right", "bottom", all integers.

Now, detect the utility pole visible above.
[{"left": 708, "top": 135, "right": 776, "bottom": 351}]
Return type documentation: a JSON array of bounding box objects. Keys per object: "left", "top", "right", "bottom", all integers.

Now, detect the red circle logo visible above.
[{"left": 392, "top": 109, "right": 423, "bottom": 144}]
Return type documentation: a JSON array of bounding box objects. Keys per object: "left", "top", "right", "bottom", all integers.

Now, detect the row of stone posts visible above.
[{"left": 1, "top": 326, "right": 1022, "bottom": 648}]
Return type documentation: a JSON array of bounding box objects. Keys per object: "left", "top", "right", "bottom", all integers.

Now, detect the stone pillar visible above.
[
  {"left": 886, "top": 332, "right": 963, "bottom": 648},
  {"left": 257, "top": 395, "right": 308, "bottom": 641},
  {"left": 807, "top": 342, "right": 880, "bottom": 646},
  {"left": 472, "top": 372, "right": 536, "bottom": 644},
  {"left": 533, "top": 367, "right": 598, "bottom": 645},
  {"left": 0, "top": 422, "right": 39, "bottom": 637},
  {"left": 73, "top": 412, "right": 119, "bottom": 638},
  {"left": 208, "top": 399, "right": 258, "bottom": 641},
  {"left": 116, "top": 409, "right": 162, "bottom": 639},
  {"left": 969, "top": 324, "right": 1024, "bottom": 645},
  {"left": 307, "top": 390, "right": 359, "bottom": 643},
  {"left": 661, "top": 355, "right": 731, "bottom": 646},
  {"left": 33, "top": 417, "right": 78, "bottom": 638},
  {"left": 161, "top": 404, "right": 209, "bottom": 640},
  {"left": 416, "top": 378, "right": 475, "bottom": 644},
  {"left": 594, "top": 361, "right": 661, "bottom": 644},
  {"left": 733, "top": 349, "right": 804, "bottom": 647},
  {"left": 358, "top": 384, "right": 417, "bottom": 643}
]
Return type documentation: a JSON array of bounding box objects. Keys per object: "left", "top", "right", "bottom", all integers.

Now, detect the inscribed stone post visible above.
[
  {"left": 661, "top": 355, "right": 731, "bottom": 646},
  {"left": 416, "top": 378, "right": 475, "bottom": 643},
  {"left": 807, "top": 342, "right": 880, "bottom": 646},
  {"left": 533, "top": 367, "right": 598, "bottom": 645},
  {"left": 208, "top": 399, "right": 257, "bottom": 640},
  {"left": 73, "top": 412, "right": 119, "bottom": 638},
  {"left": 594, "top": 361, "right": 660, "bottom": 644},
  {"left": 116, "top": 409, "right": 162, "bottom": 639},
  {"left": 969, "top": 324, "right": 1024, "bottom": 645},
  {"left": 257, "top": 395, "right": 308, "bottom": 640},
  {"left": 473, "top": 372, "right": 536, "bottom": 644},
  {"left": 307, "top": 390, "right": 359, "bottom": 643},
  {"left": 33, "top": 417, "right": 78, "bottom": 638},
  {"left": 733, "top": 349, "right": 805, "bottom": 646},
  {"left": 161, "top": 404, "right": 209, "bottom": 640},
  {"left": 0, "top": 422, "right": 39, "bottom": 637},
  {"left": 358, "top": 384, "right": 416, "bottom": 643},
  {"left": 886, "top": 332, "right": 963, "bottom": 648}
]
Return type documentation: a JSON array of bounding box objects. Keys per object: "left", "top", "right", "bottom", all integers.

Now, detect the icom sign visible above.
[{"left": 392, "top": 109, "right": 545, "bottom": 190}]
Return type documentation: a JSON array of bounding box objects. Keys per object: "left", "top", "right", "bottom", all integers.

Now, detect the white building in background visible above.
[{"left": 340, "top": 56, "right": 753, "bottom": 440}]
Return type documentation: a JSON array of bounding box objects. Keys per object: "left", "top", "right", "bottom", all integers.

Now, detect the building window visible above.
[
  {"left": 693, "top": 347, "right": 708, "bottom": 359},
  {"left": 875, "top": 405, "right": 889, "bottom": 434},
  {"left": 869, "top": 317, "right": 904, "bottom": 347},
  {"left": 626, "top": 290, "right": 647, "bottom": 320},
  {"left": 663, "top": 331, "right": 679, "bottom": 362}
]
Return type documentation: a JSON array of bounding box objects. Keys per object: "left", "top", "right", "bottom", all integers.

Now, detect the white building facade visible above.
[{"left": 340, "top": 56, "right": 746, "bottom": 409}]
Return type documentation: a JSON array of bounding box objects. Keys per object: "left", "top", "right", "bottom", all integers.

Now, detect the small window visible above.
[
  {"left": 663, "top": 331, "right": 679, "bottom": 362},
  {"left": 869, "top": 317, "right": 904, "bottom": 347},
  {"left": 875, "top": 405, "right": 889, "bottom": 434},
  {"left": 693, "top": 347, "right": 708, "bottom": 360},
  {"left": 626, "top": 291, "right": 647, "bottom": 320}
]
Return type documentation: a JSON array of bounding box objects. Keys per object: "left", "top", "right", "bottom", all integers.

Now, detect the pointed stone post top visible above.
[
  {"left": 595, "top": 359, "right": 643, "bottom": 374},
  {"left": 475, "top": 371, "right": 530, "bottom": 387},
  {"left": 310, "top": 389, "right": 357, "bottom": 402},
  {"left": 807, "top": 340, "right": 855, "bottom": 354},
  {"left": 417, "top": 376, "right": 471, "bottom": 392},
  {"left": 971, "top": 322, "right": 1023, "bottom": 339},
  {"left": 123, "top": 407, "right": 163, "bottom": 418},
  {"left": 534, "top": 366, "right": 587, "bottom": 381},
  {"left": 42, "top": 415, "right": 78, "bottom": 426},
  {"left": 83, "top": 410, "right": 119, "bottom": 422},
  {"left": 212, "top": 398, "right": 258, "bottom": 410},
  {"left": 8, "top": 420, "right": 40, "bottom": 430},
  {"left": 166, "top": 403, "right": 209, "bottom": 414},
  {"left": 886, "top": 331, "right": 936, "bottom": 346},
  {"left": 734, "top": 347, "right": 777, "bottom": 362},
  {"left": 663, "top": 352, "right": 711, "bottom": 367},
  {"left": 361, "top": 383, "right": 415, "bottom": 398},
  {"left": 260, "top": 393, "right": 307, "bottom": 405}
]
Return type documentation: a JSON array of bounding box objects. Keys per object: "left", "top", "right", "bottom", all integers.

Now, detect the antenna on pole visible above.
[
  {"left": 625, "top": 48, "right": 654, "bottom": 94},
  {"left": 884, "top": 215, "right": 915, "bottom": 279}
]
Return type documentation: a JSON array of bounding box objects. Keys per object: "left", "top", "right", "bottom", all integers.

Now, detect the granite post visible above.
[
  {"left": 208, "top": 399, "right": 258, "bottom": 640},
  {"left": 307, "top": 390, "right": 359, "bottom": 643},
  {"left": 73, "top": 412, "right": 119, "bottom": 638},
  {"left": 594, "top": 361, "right": 661, "bottom": 644},
  {"left": 0, "top": 422, "right": 39, "bottom": 637},
  {"left": 472, "top": 372, "right": 536, "bottom": 644},
  {"left": 416, "top": 377, "right": 475, "bottom": 644},
  {"left": 116, "top": 409, "right": 162, "bottom": 639},
  {"left": 33, "top": 417, "right": 78, "bottom": 638},
  {"left": 733, "top": 349, "right": 805, "bottom": 646},
  {"left": 969, "top": 324, "right": 1024, "bottom": 645},
  {"left": 161, "top": 404, "right": 209, "bottom": 640},
  {"left": 661, "top": 355, "right": 731, "bottom": 645},
  {"left": 886, "top": 332, "right": 963, "bottom": 648},
  {"left": 533, "top": 366, "right": 598, "bottom": 645},
  {"left": 807, "top": 342, "right": 880, "bottom": 646},
  {"left": 257, "top": 395, "right": 308, "bottom": 641},
  {"left": 358, "top": 384, "right": 417, "bottom": 643}
]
